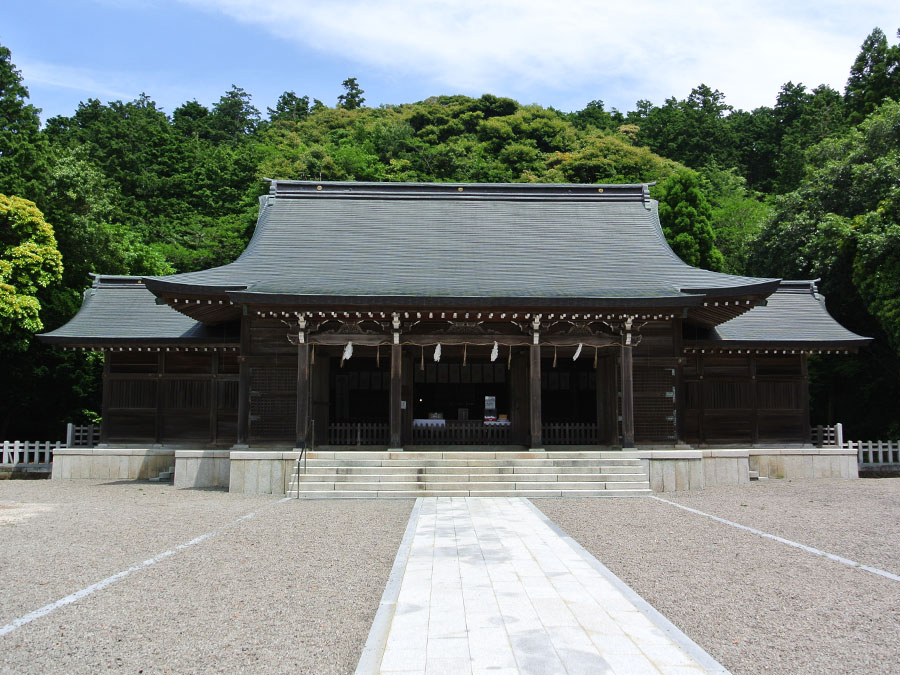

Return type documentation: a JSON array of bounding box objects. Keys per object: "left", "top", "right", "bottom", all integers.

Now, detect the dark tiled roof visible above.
[
  {"left": 693, "top": 281, "right": 871, "bottom": 348},
  {"left": 38, "top": 276, "right": 236, "bottom": 345},
  {"left": 145, "top": 181, "right": 778, "bottom": 303}
]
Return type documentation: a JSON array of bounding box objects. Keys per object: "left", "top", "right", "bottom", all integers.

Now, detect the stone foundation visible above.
[
  {"left": 228, "top": 451, "right": 298, "bottom": 495},
  {"left": 52, "top": 447, "right": 175, "bottom": 480},
  {"left": 51, "top": 446, "right": 860, "bottom": 493},
  {"left": 174, "top": 450, "right": 231, "bottom": 489},
  {"left": 749, "top": 448, "right": 858, "bottom": 480}
]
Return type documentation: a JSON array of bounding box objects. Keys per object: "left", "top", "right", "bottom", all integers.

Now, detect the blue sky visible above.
[{"left": 3, "top": 0, "right": 898, "bottom": 123}]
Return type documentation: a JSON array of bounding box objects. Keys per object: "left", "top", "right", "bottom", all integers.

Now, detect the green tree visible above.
[
  {"left": 337, "top": 77, "right": 365, "bottom": 110},
  {"left": 268, "top": 91, "right": 310, "bottom": 122},
  {"left": 0, "top": 195, "right": 63, "bottom": 346},
  {"left": 209, "top": 85, "right": 260, "bottom": 143},
  {"left": 655, "top": 170, "right": 724, "bottom": 270},
  {"left": 844, "top": 27, "right": 900, "bottom": 124},
  {"left": 0, "top": 41, "right": 47, "bottom": 202},
  {"left": 629, "top": 85, "right": 737, "bottom": 170},
  {"left": 750, "top": 100, "right": 900, "bottom": 436}
]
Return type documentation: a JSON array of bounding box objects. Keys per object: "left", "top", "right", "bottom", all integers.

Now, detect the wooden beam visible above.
[
  {"left": 529, "top": 343, "right": 542, "bottom": 448},
  {"left": 620, "top": 340, "right": 635, "bottom": 448},
  {"left": 295, "top": 342, "right": 310, "bottom": 448},
  {"left": 390, "top": 343, "right": 402, "bottom": 448},
  {"left": 236, "top": 314, "right": 250, "bottom": 445},
  {"left": 307, "top": 333, "right": 617, "bottom": 348}
]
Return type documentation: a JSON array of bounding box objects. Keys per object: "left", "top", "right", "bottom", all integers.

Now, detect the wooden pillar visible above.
[
  {"left": 100, "top": 353, "right": 110, "bottom": 444},
  {"left": 673, "top": 318, "right": 685, "bottom": 444},
  {"left": 390, "top": 341, "right": 403, "bottom": 448},
  {"left": 529, "top": 342, "right": 542, "bottom": 449},
  {"left": 750, "top": 354, "right": 759, "bottom": 444},
  {"left": 154, "top": 352, "right": 164, "bottom": 444},
  {"left": 620, "top": 337, "right": 635, "bottom": 448},
  {"left": 236, "top": 313, "right": 250, "bottom": 446},
  {"left": 295, "top": 341, "right": 310, "bottom": 448},
  {"left": 209, "top": 351, "right": 219, "bottom": 444},
  {"left": 800, "top": 353, "right": 811, "bottom": 443}
]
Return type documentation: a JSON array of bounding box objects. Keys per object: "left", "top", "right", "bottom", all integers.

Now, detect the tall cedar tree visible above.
[
  {"left": 655, "top": 171, "right": 724, "bottom": 271},
  {"left": 0, "top": 42, "right": 47, "bottom": 202},
  {"left": 845, "top": 27, "right": 900, "bottom": 124}
]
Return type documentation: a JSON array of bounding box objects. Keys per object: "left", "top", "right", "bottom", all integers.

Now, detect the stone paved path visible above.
[{"left": 365, "top": 497, "right": 727, "bottom": 675}]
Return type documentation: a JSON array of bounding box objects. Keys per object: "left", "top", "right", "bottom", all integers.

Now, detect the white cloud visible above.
[{"left": 177, "top": 0, "right": 899, "bottom": 110}]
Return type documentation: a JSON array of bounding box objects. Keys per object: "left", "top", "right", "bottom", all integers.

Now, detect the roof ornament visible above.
[{"left": 392, "top": 312, "right": 401, "bottom": 331}]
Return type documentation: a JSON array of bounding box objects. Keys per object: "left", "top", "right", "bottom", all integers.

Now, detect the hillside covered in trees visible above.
[{"left": 2, "top": 29, "right": 900, "bottom": 440}]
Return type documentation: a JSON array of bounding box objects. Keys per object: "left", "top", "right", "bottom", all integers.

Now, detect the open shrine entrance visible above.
[
  {"left": 313, "top": 342, "right": 621, "bottom": 448},
  {"left": 410, "top": 345, "right": 513, "bottom": 445}
]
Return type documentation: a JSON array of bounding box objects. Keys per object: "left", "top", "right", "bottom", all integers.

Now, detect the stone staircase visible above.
[{"left": 287, "top": 450, "right": 650, "bottom": 498}]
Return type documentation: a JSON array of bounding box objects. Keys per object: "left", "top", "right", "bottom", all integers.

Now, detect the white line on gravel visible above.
[
  {"left": 652, "top": 496, "right": 900, "bottom": 583},
  {"left": 0, "top": 497, "right": 291, "bottom": 638}
]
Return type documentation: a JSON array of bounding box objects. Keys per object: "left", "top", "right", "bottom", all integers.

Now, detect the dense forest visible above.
[{"left": 2, "top": 28, "right": 899, "bottom": 440}]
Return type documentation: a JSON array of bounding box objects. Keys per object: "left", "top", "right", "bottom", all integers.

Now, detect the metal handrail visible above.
[{"left": 295, "top": 420, "right": 314, "bottom": 499}]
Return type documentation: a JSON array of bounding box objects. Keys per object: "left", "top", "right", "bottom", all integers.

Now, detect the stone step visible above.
[
  {"left": 289, "top": 480, "right": 650, "bottom": 492},
  {"left": 287, "top": 488, "right": 652, "bottom": 498},
  {"left": 305, "top": 451, "right": 642, "bottom": 460},
  {"left": 297, "top": 463, "right": 642, "bottom": 474},
  {"left": 301, "top": 458, "right": 644, "bottom": 468},
  {"left": 291, "top": 472, "right": 647, "bottom": 484}
]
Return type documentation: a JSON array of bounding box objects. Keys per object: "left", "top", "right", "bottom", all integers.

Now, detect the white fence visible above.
[
  {"left": 1, "top": 440, "right": 60, "bottom": 466},
  {"left": 815, "top": 423, "right": 899, "bottom": 467},
  {"left": 853, "top": 440, "right": 900, "bottom": 467}
]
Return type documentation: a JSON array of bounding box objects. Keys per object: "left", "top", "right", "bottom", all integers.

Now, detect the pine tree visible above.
[{"left": 337, "top": 77, "right": 365, "bottom": 110}]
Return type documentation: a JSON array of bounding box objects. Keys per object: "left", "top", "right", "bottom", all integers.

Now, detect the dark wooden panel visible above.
[
  {"left": 108, "top": 351, "right": 158, "bottom": 374},
  {"left": 161, "top": 412, "right": 210, "bottom": 441},
  {"left": 703, "top": 411, "right": 753, "bottom": 442},
  {"left": 106, "top": 410, "right": 156, "bottom": 442},
  {"left": 164, "top": 352, "right": 214, "bottom": 374},
  {"left": 161, "top": 380, "right": 209, "bottom": 409},
  {"left": 249, "top": 318, "right": 294, "bottom": 355},
  {"left": 108, "top": 380, "right": 157, "bottom": 408},
  {"left": 758, "top": 411, "right": 807, "bottom": 441}
]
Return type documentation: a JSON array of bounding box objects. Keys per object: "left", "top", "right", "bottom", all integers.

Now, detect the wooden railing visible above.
[
  {"left": 411, "top": 421, "right": 512, "bottom": 445},
  {"left": 542, "top": 422, "right": 599, "bottom": 445},
  {"left": 328, "top": 423, "right": 390, "bottom": 446},
  {"left": 853, "top": 440, "right": 900, "bottom": 466},
  {"left": 1, "top": 440, "right": 60, "bottom": 466},
  {"left": 66, "top": 423, "right": 98, "bottom": 448},
  {"left": 812, "top": 423, "right": 843, "bottom": 447}
]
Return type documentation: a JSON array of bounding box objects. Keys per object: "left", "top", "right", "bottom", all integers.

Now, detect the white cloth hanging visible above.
[
  {"left": 573, "top": 343, "right": 583, "bottom": 361},
  {"left": 491, "top": 341, "right": 499, "bottom": 362},
  {"left": 342, "top": 341, "right": 353, "bottom": 362},
  {"left": 433, "top": 343, "right": 442, "bottom": 362}
]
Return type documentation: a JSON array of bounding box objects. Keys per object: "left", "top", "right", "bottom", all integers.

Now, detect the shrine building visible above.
[{"left": 40, "top": 181, "right": 869, "bottom": 492}]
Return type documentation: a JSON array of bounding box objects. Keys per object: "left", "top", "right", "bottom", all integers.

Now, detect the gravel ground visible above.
[
  {"left": 536, "top": 478, "right": 900, "bottom": 674},
  {"left": 0, "top": 480, "right": 412, "bottom": 674}
]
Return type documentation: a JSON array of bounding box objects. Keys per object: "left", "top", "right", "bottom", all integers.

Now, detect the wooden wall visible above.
[
  {"left": 103, "top": 350, "right": 239, "bottom": 444},
  {"left": 681, "top": 353, "right": 809, "bottom": 444}
]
